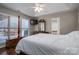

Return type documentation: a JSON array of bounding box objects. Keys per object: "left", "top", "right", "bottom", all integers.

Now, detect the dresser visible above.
[{"left": 32, "top": 31, "right": 49, "bottom": 35}]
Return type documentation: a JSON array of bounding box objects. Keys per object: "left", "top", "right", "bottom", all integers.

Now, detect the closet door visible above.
[{"left": 51, "top": 17, "right": 60, "bottom": 35}]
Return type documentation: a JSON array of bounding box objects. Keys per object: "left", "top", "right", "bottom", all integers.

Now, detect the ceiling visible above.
[{"left": 0, "top": 3, "right": 79, "bottom": 17}]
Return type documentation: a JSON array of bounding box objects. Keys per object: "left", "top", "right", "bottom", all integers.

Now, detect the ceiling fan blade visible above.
[{"left": 39, "top": 8, "right": 43, "bottom": 11}]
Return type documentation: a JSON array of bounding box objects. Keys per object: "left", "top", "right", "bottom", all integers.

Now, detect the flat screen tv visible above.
[{"left": 30, "top": 19, "right": 38, "bottom": 25}]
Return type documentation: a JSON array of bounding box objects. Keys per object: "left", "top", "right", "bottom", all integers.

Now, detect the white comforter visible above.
[{"left": 16, "top": 31, "right": 79, "bottom": 55}]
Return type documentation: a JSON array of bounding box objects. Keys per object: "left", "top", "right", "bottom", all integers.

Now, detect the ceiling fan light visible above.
[
  {"left": 38, "top": 9, "right": 41, "bottom": 12},
  {"left": 34, "top": 3, "right": 45, "bottom": 13},
  {"left": 35, "top": 7, "right": 39, "bottom": 11},
  {"left": 35, "top": 7, "right": 38, "bottom": 11},
  {"left": 39, "top": 8, "right": 43, "bottom": 11}
]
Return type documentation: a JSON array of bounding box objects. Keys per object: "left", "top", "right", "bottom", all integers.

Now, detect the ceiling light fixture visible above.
[{"left": 33, "top": 3, "right": 45, "bottom": 13}]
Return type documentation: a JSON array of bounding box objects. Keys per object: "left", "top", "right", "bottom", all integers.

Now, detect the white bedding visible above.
[{"left": 16, "top": 31, "right": 79, "bottom": 55}]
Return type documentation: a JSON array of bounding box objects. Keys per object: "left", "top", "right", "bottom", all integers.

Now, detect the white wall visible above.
[
  {"left": 38, "top": 10, "right": 78, "bottom": 34},
  {"left": 0, "top": 5, "right": 78, "bottom": 35},
  {"left": 77, "top": 9, "right": 79, "bottom": 30}
]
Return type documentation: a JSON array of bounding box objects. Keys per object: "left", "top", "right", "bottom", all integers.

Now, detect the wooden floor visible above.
[{"left": 0, "top": 47, "right": 16, "bottom": 55}]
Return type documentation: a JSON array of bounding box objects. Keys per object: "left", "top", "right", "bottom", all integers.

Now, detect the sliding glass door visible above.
[
  {"left": 0, "top": 14, "right": 29, "bottom": 48},
  {"left": 20, "top": 18, "right": 29, "bottom": 37},
  {"left": 8, "top": 16, "right": 29, "bottom": 39},
  {"left": 9, "top": 16, "right": 18, "bottom": 40},
  {"left": 0, "top": 14, "right": 8, "bottom": 48}
]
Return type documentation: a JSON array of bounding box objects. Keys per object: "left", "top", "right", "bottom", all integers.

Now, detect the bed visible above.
[{"left": 15, "top": 31, "right": 79, "bottom": 55}]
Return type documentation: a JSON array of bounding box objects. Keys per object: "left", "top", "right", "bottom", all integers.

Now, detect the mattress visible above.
[{"left": 16, "top": 31, "right": 79, "bottom": 55}]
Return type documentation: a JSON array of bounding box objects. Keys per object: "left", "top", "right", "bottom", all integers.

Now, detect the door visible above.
[
  {"left": 51, "top": 17, "right": 60, "bottom": 35},
  {"left": 20, "top": 17, "right": 29, "bottom": 38},
  {"left": 0, "top": 14, "right": 8, "bottom": 48}
]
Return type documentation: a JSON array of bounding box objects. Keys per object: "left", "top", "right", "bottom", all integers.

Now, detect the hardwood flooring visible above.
[{"left": 0, "top": 47, "right": 16, "bottom": 55}]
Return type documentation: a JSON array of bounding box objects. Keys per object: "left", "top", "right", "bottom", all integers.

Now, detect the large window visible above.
[
  {"left": 20, "top": 18, "right": 29, "bottom": 37},
  {"left": 9, "top": 16, "right": 18, "bottom": 39},
  {"left": 0, "top": 15, "right": 8, "bottom": 35},
  {"left": 0, "top": 14, "right": 29, "bottom": 48},
  {"left": 0, "top": 15, "right": 29, "bottom": 39},
  {"left": 0, "top": 15, "right": 8, "bottom": 48}
]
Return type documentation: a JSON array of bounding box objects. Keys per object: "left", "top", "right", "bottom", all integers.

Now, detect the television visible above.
[{"left": 30, "top": 19, "right": 38, "bottom": 25}]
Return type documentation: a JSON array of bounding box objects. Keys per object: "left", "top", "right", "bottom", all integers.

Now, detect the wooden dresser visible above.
[
  {"left": 6, "top": 38, "right": 19, "bottom": 49},
  {"left": 6, "top": 37, "right": 24, "bottom": 49},
  {"left": 6, "top": 37, "right": 23, "bottom": 55},
  {"left": 32, "top": 31, "right": 49, "bottom": 35}
]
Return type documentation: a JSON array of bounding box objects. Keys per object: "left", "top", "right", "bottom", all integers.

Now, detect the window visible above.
[
  {"left": 20, "top": 18, "right": 29, "bottom": 37},
  {"left": 9, "top": 16, "right": 18, "bottom": 39},
  {"left": 0, "top": 15, "right": 8, "bottom": 47},
  {"left": 0, "top": 16, "right": 8, "bottom": 36},
  {"left": 0, "top": 14, "right": 29, "bottom": 48},
  {"left": 0, "top": 14, "right": 29, "bottom": 40}
]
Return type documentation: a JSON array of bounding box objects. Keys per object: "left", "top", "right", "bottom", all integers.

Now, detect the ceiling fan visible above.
[{"left": 33, "top": 3, "right": 45, "bottom": 13}]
